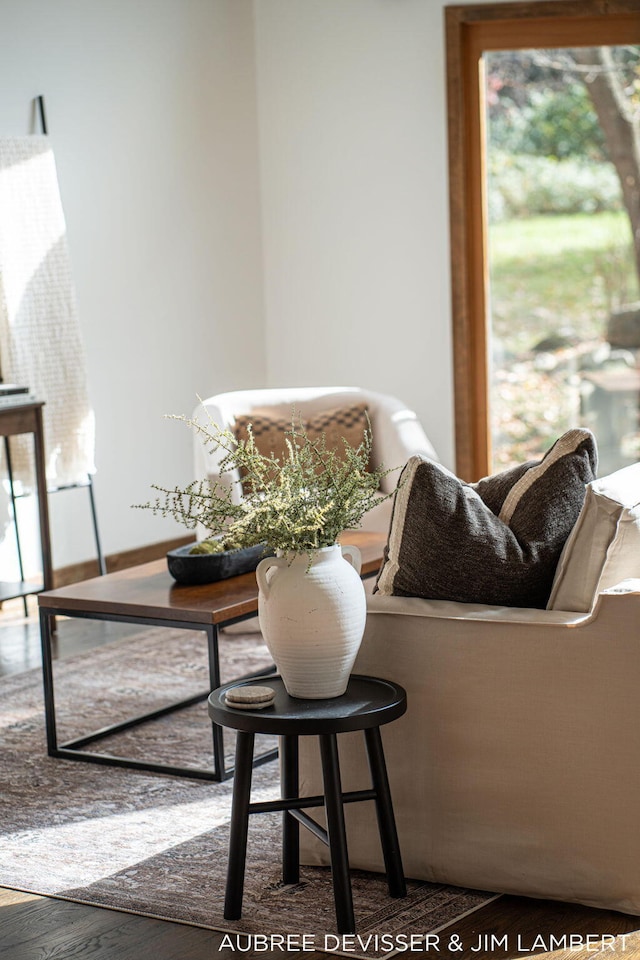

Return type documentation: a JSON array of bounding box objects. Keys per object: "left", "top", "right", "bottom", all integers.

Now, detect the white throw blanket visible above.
[{"left": 0, "top": 135, "right": 95, "bottom": 486}]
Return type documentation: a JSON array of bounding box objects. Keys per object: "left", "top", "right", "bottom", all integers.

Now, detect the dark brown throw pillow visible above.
[
  {"left": 233, "top": 403, "right": 370, "bottom": 484},
  {"left": 375, "top": 429, "right": 598, "bottom": 609}
]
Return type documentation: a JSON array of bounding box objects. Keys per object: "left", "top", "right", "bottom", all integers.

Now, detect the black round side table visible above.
[{"left": 208, "top": 674, "right": 407, "bottom": 935}]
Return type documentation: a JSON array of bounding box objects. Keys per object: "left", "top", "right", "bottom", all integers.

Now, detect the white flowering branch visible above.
[{"left": 134, "top": 408, "right": 394, "bottom": 557}]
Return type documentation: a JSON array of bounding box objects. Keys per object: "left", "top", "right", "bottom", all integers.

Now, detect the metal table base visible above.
[{"left": 39, "top": 606, "right": 277, "bottom": 782}]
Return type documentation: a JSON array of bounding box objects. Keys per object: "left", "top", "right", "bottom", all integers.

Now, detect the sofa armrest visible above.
[
  {"left": 192, "top": 397, "right": 243, "bottom": 506},
  {"left": 366, "top": 581, "right": 640, "bottom": 632},
  {"left": 366, "top": 592, "right": 590, "bottom": 626},
  {"left": 600, "top": 577, "right": 640, "bottom": 596}
]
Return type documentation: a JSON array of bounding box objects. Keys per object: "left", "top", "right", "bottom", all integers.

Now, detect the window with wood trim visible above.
[{"left": 446, "top": 0, "right": 640, "bottom": 480}]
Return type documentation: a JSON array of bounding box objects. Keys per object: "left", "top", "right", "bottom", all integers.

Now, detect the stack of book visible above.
[{"left": 0, "top": 384, "right": 39, "bottom": 408}]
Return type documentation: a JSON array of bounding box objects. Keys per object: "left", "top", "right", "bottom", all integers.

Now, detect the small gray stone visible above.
[
  {"left": 225, "top": 684, "right": 275, "bottom": 706},
  {"left": 224, "top": 695, "right": 275, "bottom": 710}
]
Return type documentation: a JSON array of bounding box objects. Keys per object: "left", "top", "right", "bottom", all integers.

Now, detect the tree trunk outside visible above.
[{"left": 572, "top": 46, "right": 640, "bottom": 289}]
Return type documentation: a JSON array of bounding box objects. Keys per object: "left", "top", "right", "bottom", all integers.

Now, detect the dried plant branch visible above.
[{"left": 134, "top": 408, "right": 395, "bottom": 557}]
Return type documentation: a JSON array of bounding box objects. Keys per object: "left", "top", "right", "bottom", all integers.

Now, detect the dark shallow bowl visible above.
[{"left": 167, "top": 542, "right": 273, "bottom": 586}]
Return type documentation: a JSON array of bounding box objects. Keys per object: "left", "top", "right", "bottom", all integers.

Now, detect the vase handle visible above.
[
  {"left": 341, "top": 544, "right": 362, "bottom": 575},
  {"left": 256, "top": 555, "right": 287, "bottom": 599}
]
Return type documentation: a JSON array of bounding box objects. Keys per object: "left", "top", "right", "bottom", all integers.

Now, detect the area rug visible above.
[{"left": 0, "top": 625, "right": 498, "bottom": 958}]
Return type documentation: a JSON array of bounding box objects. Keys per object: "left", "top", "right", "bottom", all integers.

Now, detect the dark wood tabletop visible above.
[
  {"left": 208, "top": 675, "right": 406, "bottom": 736},
  {"left": 37, "top": 530, "right": 386, "bottom": 625}
]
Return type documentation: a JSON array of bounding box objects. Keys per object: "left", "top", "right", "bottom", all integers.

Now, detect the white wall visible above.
[
  {"left": 254, "top": 0, "right": 456, "bottom": 468},
  {"left": 2, "top": 0, "right": 524, "bottom": 576},
  {"left": 0, "top": 0, "right": 265, "bottom": 572}
]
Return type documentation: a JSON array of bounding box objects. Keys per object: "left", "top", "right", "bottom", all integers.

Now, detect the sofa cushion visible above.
[
  {"left": 233, "top": 402, "right": 370, "bottom": 475},
  {"left": 375, "top": 429, "right": 597, "bottom": 608},
  {"left": 547, "top": 462, "right": 640, "bottom": 612}
]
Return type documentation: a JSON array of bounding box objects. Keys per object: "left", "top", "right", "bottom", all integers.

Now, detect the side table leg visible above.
[
  {"left": 224, "top": 731, "right": 255, "bottom": 920},
  {"left": 319, "top": 733, "right": 355, "bottom": 934},
  {"left": 364, "top": 726, "right": 406, "bottom": 898},
  {"left": 39, "top": 607, "right": 58, "bottom": 754},
  {"left": 4, "top": 436, "right": 28, "bottom": 616},
  {"left": 282, "top": 734, "right": 299, "bottom": 884},
  {"left": 33, "top": 404, "right": 53, "bottom": 591}
]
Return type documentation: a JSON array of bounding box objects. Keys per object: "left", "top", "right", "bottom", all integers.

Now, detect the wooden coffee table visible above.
[{"left": 37, "top": 531, "right": 385, "bottom": 782}]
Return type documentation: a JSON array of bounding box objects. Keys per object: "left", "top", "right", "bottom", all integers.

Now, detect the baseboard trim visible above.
[{"left": 53, "top": 536, "right": 192, "bottom": 588}]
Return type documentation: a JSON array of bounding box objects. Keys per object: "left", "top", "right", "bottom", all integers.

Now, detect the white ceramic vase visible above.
[{"left": 255, "top": 543, "right": 367, "bottom": 699}]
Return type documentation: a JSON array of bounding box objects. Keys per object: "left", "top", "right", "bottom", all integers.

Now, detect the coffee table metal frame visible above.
[
  {"left": 37, "top": 531, "right": 385, "bottom": 783},
  {"left": 39, "top": 604, "right": 276, "bottom": 782}
]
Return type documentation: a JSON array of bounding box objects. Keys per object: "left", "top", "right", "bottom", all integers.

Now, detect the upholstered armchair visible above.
[
  {"left": 192, "top": 386, "right": 436, "bottom": 534},
  {"left": 299, "top": 461, "right": 640, "bottom": 916}
]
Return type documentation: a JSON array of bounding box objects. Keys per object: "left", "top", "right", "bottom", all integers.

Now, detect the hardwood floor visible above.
[
  {"left": 0, "top": 595, "right": 141, "bottom": 678},
  {"left": 1, "top": 887, "right": 638, "bottom": 960},
  {"left": 0, "top": 889, "right": 229, "bottom": 960},
  {"left": 1, "top": 599, "right": 639, "bottom": 959}
]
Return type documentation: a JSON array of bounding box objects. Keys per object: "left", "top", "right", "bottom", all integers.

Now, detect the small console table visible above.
[
  {"left": 0, "top": 400, "right": 53, "bottom": 604},
  {"left": 208, "top": 674, "right": 407, "bottom": 934}
]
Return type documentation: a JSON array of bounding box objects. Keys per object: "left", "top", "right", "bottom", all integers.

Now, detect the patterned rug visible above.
[{"left": 0, "top": 625, "right": 497, "bottom": 958}]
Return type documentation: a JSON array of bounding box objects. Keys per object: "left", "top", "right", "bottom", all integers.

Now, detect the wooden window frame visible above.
[{"left": 445, "top": 0, "right": 640, "bottom": 481}]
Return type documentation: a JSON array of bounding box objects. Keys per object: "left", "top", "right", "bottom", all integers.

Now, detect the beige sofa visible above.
[{"left": 299, "top": 462, "right": 640, "bottom": 915}]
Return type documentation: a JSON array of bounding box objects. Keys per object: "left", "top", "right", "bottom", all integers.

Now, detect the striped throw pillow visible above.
[{"left": 375, "top": 429, "right": 598, "bottom": 608}]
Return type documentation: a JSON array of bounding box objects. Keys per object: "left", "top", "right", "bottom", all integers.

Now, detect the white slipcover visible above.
[{"left": 299, "top": 582, "right": 640, "bottom": 914}]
